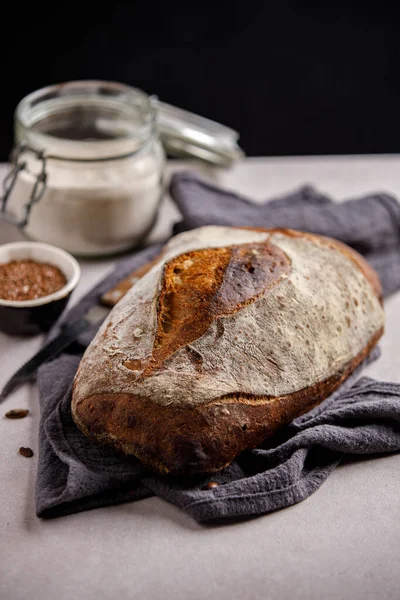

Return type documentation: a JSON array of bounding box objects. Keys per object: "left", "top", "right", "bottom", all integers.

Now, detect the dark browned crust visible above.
[
  {"left": 72, "top": 327, "right": 383, "bottom": 476},
  {"left": 145, "top": 240, "right": 291, "bottom": 374},
  {"left": 147, "top": 246, "right": 232, "bottom": 373}
]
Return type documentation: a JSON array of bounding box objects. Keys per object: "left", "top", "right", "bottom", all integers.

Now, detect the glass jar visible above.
[{"left": 3, "top": 81, "right": 165, "bottom": 256}]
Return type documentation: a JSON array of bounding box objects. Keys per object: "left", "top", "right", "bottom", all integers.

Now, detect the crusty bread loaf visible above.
[{"left": 72, "top": 226, "right": 384, "bottom": 476}]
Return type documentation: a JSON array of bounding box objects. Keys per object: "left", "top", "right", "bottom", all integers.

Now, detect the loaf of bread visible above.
[{"left": 72, "top": 226, "right": 384, "bottom": 476}]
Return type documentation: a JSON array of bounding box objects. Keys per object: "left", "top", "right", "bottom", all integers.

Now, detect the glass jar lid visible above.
[
  {"left": 156, "top": 99, "right": 244, "bottom": 167},
  {"left": 14, "top": 80, "right": 244, "bottom": 167}
]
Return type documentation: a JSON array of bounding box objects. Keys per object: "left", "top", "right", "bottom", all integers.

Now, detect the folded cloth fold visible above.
[{"left": 36, "top": 172, "right": 400, "bottom": 522}]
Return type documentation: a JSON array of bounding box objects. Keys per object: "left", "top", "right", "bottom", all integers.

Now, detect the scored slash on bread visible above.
[{"left": 72, "top": 227, "right": 384, "bottom": 476}]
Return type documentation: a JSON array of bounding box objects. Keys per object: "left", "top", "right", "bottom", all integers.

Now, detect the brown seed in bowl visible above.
[
  {"left": 5, "top": 409, "right": 30, "bottom": 419},
  {"left": 0, "top": 259, "right": 67, "bottom": 301},
  {"left": 18, "top": 447, "right": 33, "bottom": 458}
]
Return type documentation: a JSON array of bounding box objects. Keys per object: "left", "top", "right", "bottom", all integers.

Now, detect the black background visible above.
[{"left": 1, "top": 1, "right": 399, "bottom": 160}]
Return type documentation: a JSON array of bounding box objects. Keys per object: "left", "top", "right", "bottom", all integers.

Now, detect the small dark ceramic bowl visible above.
[{"left": 0, "top": 242, "right": 81, "bottom": 336}]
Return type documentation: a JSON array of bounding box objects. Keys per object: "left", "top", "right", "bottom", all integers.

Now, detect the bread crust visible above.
[
  {"left": 243, "top": 227, "right": 383, "bottom": 301},
  {"left": 72, "top": 227, "right": 384, "bottom": 476},
  {"left": 72, "top": 326, "right": 382, "bottom": 476}
]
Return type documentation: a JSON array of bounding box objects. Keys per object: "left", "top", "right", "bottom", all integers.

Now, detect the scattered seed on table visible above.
[
  {"left": 18, "top": 447, "right": 33, "bottom": 458},
  {"left": 202, "top": 481, "right": 219, "bottom": 490},
  {"left": 5, "top": 409, "right": 30, "bottom": 419}
]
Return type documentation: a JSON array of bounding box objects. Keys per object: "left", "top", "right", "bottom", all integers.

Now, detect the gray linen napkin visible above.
[{"left": 36, "top": 172, "right": 400, "bottom": 521}]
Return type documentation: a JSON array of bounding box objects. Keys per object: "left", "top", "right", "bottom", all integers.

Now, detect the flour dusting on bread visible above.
[{"left": 72, "top": 226, "right": 384, "bottom": 475}]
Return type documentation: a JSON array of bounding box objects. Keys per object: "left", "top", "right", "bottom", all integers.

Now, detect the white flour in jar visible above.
[{"left": 9, "top": 138, "right": 165, "bottom": 256}]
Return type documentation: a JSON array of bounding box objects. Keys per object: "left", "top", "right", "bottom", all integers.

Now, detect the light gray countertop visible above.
[{"left": 1, "top": 156, "right": 399, "bottom": 600}]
